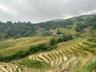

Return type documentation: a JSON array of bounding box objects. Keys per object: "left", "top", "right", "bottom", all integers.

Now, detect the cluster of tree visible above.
[
  {"left": 0, "top": 15, "right": 96, "bottom": 39},
  {"left": 38, "top": 19, "right": 73, "bottom": 30},
  {"left": 0, "top": 21, "right": 36, "bottom": 39},
  {"left": 49, "top": 34, "right": 73, "bottom": 45},
  {"left": 75, "top": 15, "right": 96, "bottom": 32},
  {"left": 75, "top": 23, "right": 90, "bottom": 32},
  {"left": 92, "top": 24, "right": 96, "bottom": 29},
  {"left": 0, "top": 19, "right": 73, "bottom": 39}
]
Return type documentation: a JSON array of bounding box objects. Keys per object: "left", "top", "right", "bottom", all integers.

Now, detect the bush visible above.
[
  {"left": 49, "top": 34, "right": 73, "bottom": 45},
  {"left": 29, "top": 44, "right": 49, "bottom": 53},
  {"left": 16, "top": 50, "right": 30, "bottom": 58},
  {"left": 49, "top": 37, "right": 58, "bottom": 45}
]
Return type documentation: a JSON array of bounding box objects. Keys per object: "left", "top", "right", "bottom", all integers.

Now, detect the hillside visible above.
[
  {"left": 0, "top": 15, "right": 96, "bottom": 72},
  {"left": 0, "top": 14, "right": 96, "bottom": 39}
]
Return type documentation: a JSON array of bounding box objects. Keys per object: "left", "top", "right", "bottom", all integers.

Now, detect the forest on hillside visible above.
[{"left": 0, "top": 15, "right": 96, "bottom": 39}]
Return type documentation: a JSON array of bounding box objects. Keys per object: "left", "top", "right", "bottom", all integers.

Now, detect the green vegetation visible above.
[
  {"left": 0, "top": 38, "right": 56, "bottom": 62},
  {"left": 0, "top": 19, "right": 73, "bottom": 39},
  {"left": 20, "top": 59, "right": 51, "bottom": 71},
  {"left": 80, "top": 59, "right": 96, "bottom": 72},
  {"left": 0, "top": 15, "right": 96, "bottom": 72},
  {"left": 49, "top": 34, "right": 73, "bottom": 45},
  {"left": 0, "top": 34, "right": 73, "bottom": 62},
  {"left": 0, "top": 15, "right": 95, "bottom": 39}
]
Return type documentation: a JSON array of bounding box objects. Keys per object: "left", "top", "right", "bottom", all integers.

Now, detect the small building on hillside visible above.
[{"left": 50, "top": 30, "right": 64, "bottom": 36}]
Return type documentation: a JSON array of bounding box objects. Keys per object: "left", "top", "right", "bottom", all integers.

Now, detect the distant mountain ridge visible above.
[{"left": 0, "top": 14, "right": 96, "bottom": 39}]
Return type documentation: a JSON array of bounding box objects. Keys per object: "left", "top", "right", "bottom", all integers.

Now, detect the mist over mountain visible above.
[{"left": 0, "top": 0, "right": 96, "bottom": 22}]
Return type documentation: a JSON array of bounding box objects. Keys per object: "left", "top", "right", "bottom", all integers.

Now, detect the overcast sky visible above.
[{"left": 0, "top": 0, "right": 96, "bottom": 23}]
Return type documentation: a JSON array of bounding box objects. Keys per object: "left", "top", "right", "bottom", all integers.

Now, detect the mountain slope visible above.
[
  {"left": 0, "top": 14, "right": 96, "bottom": 39},
  {"left": 0, "top": 14, "right": 96, "bottom": 72}
]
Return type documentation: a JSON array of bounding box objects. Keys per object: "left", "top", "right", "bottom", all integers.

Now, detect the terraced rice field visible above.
[
  {"left": 0, "top": 37, "right": 49, "bottom": 58},
  {"left": 0, "top": 63, "right": 22, "bottom": 72},
  {"left": 0, "top": 37, "right": 96, "bottom": 72},
  {"left": 29, "top": 38, "right": 96, "bottom": 72}
]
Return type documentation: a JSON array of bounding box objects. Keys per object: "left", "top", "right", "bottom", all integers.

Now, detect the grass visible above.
[
  {"left": 19, "top": 59, "right": 51, "bottom": 72},
  {"left": 0, "top": 62, "right": 22, "bottom": 72},
  {"left": 25, "top": 36, "right": 96, "bottom": 72},
  {"left": 0, "top": 37, "right": 50, "bottom": 49},
  {"left": 0, "top": 35, "right": 96, "bottom": 72},
  {"left": 79, "top": 58, "right": 96, "bottom": 72},
  {"left": 56, "top": 27, "right": 78, "bottom": 35},
  {"left": 0, "top": 36, "right": 60, "bottom": 62},
  {"left": 0, "top": 37, "right": 49, "bottom": 56},
  {"left": 0, "top": 15, "right": 96, "bottom": 72}
]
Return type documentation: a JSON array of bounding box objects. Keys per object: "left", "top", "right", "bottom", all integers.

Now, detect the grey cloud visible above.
[{"left": 0, "top": 0, "right": 96, "bottom": 22}]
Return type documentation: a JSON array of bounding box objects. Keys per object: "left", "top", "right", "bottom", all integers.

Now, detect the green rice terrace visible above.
[{"left": 0, "top": 15, "right": 96, "bottom": 72}]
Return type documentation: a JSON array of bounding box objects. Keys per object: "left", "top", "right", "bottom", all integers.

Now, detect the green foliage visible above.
[
  {"left": 92, "top": 30, "right": 96, "bottom": 37},
  {"left": 20, "top": 59, "right": 51, "bottom": 72},
  {"left": 21, "top": 59, "right": 50, "bottom": 68},
  {"left": 75, "top": 15, "right": 96, "bottom": 32},
  {"left": 0, "top": 15, "right": 96, "bottom": 40},
  {"left": 0, "top": 19, "right": 73, "bottom": 39},
  {"left": 75, "top": 24, "right": 84, "bottom": 32},
  {"left": 0, "top": 33, "right": 73, "bottom": 62},
  {"left": 79, "top": 59, "right": 96, "bottom": 72},
  {"left": 0, "top": 40, "right": 57, "bottom": 62},
  {"left": 29, "top": 44, "right": 49, "bottom": 53},
  {"left": 49, "top": 37, "right": 58, "bottom": 45},
  {"left": 49, "top": 34, "right": 73, "bottom": 45},
  {"left": 0, "top": 34, "right": 5, "bottom": 40}
]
